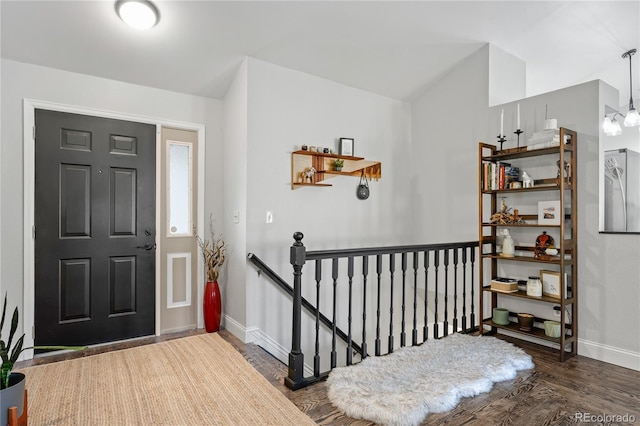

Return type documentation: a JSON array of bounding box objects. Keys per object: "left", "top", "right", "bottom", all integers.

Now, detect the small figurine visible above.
[
  {"left": 522, "top": 171, "right": 533, "bottom": 188},
  {"left": 304, "top": 166, "right": 316, "bottom": 183}
]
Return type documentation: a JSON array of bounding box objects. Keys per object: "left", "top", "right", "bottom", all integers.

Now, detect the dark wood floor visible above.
[{"left": 16, "top": 329, "right": 640, "bottom": 425}]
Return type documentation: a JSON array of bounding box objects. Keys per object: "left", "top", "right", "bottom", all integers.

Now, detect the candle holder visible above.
[
  {"left": 514, "top": 129, "right": 523, "bottom": 148},
  {"left": 497, "top": 134, "right": 507, "bottom": 151}
]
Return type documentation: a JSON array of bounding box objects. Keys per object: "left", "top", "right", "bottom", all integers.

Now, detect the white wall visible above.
[
  {"left": 0, "top": 59, "right": 222, "bottom": 341},
  {"left": 489, "top": 44, "right": 526, "bottom": 106},
  {"left": 241, "top": 58, "right": 411, "bottom": 351},
  {"left": 410, "top": 45, "right": 491, "bottom": 244},
  {"left": 221, "top": 59, "right": 249, "bottom": 339}
]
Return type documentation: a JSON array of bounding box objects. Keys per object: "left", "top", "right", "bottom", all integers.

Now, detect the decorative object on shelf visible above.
[
  {"left": 491, "top": 277, "right": 518, "bottom": 293},
  {"left": 356, "top": 172, "right": 370, "bottom": 200},
  {"left": 339, "top": 137, "right": 354, "bottom": 156},
  {"left": 522, "top": 170, "right": 533, "bottom": 188},
  {"left": 534, "top": 231, "right": 554, "bottom": 259},
  {"left": 333, "top": 159, "right": 344, "bottom": 171},
  {"left": 544, "top": 320, "right": 561, "bottom": 338},
  {"left": 557, "top": 159, "right": 571, "bottom": 182},
  {"left": 538, "top": 200, "right": 561, "bottom": 225},
  {"left": 323, "top": 147, "right": 330, "bottom": 153},
  {"left": 195, "top": 217, "right": 227, "bottom": 333},
  {"left": 301, "top": 144, "right": 308, "bottom": 151},
  {"left": 517, "top": 313, "right": 534, "bottom": 331},
  {"left": 541, "top": 270, "right": 562, "bottom": 299},
  {"left": 526, "top": 276, "right": 543, "bottom": 297},
  {"left": 543, "top": 104, "right": 558, "bottom": 131},
  {"left": 514, "top": 103, "right": 523, "bottom": 147},
  {"left": 303, "top": 166, "right": 316, "bottom": 183},
  {"left": 490, "top": 198, "right": 525, "bottom": 224},
  {"left": 492, "top": 307, "right": 510, "bottom": 325},
  {"left": 501, "top": 229, "right": 515, "bottom": 257}
]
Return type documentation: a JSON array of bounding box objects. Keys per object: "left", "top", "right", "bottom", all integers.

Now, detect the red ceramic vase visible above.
[{"left": 203, "top": 280, "right": 222, "bottom": 332}]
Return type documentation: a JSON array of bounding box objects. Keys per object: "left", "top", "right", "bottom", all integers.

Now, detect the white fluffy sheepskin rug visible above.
[{"left": 326, "top": 333, "right": 534, "bottom": 426}]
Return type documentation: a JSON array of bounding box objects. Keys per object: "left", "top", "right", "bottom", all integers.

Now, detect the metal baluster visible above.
[
  {"left": 470, "top": 246, "right": 476, "bottom": 329},
  {"left": 412, "top": 251, "right": 419, "bottom": 346},
  {"left": 400, "top": 252, "right": 407, "bottom": 347},
  {"left": 388, "top": 253, "right": 395, "bottom": 353},
  {"left": 423, "top": 250, "right": 430, "bottom": 341},
  {"left": 443, "top": 249, "right": 449, "bottom": 337},
  {"left": 314, "top": 259, "right": 321, "bottom": 377},
  {"left": 453, "top": 248, "right": 459, "bottom": 334},
  {"left": 462, "top": 246, "right": 468, "bottom": 332},
  {"left": 331, "top": 258, "right": 338, "bottom": 369},
  {"left": 433, "top": 250, "right": 440, "bottom": 339},
  {"left": 375, "top": 254, "right": 382, "bottom": 356},
  {"left": 361, "top": 255, "right": 369, "bottom": 359},
  {"left": 347, "top": 256, "right": 354, "bottom": 365}
]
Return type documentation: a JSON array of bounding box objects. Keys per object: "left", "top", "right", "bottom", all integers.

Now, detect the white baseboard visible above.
[
  {"left": 578, "top": 339, "right": 640, "bottom": 371},
  {"left": 223, "top": 315, "right": 313, "bottom": 377},
  {"left": 222, "top": 314, "right": 257, "bottom": 344}
]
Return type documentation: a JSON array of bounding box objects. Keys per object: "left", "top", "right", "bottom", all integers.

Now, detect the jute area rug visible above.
[
  {"left": 327, "top": 333, "right": 534, "bottom": 426},
  {"left": 19, "top": 333, "right": 315, "bottom": 425}
]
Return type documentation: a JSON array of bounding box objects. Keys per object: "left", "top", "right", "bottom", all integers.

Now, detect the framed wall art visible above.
[
  {"left": 339, "top": 138, "right": 354, "bottom": 156},
  {"left": 538, "top": 200, "right": 561, "bottom": 225}
]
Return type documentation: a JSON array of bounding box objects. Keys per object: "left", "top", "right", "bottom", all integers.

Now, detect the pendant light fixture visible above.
[
  {"left": 622, "top": 49, "right": 640, "bottom": 127},
  {"left": 115, "top": 0, "right": 160, "bottom": 30}
]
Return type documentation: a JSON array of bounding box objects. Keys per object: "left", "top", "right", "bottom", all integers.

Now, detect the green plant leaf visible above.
[
  {"left": 9, "top": 334, "right": 24, "bottom": 364},
  {"left": 0, "top": 293, "right": 7, "bottom": 334},
  {"left": 7, "top": 306, "right": 18, "bottom": 351}
]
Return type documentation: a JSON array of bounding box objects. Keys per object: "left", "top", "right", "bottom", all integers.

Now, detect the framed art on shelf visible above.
[
  {"left": 540, "top": 269, "right": 562, "bottom": 299},
  {"left": 538, "top": 200, "right": 561, "bottom": 225},
  {"left": 339, "top": 138, "right": 354, "bottom": 156}
]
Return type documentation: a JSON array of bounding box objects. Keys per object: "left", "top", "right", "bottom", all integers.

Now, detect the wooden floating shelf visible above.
[
  {"left": 292, "top": 150, "right": 364, "bottom": 161},
  {"left": 291, "top": 150, "right": 382, "bottom": 189}
]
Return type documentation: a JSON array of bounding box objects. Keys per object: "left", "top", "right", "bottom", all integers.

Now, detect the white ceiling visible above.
[{"left": 1, "top": 1, "right": 639, "bottom": 106}]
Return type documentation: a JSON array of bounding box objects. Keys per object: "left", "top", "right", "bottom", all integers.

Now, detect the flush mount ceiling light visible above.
[
  {"left": 622, "top": 48, "right": 640, "bottom": 127},
  {"left": 115, "top": 0, "right": 160, "bottom": 30}
]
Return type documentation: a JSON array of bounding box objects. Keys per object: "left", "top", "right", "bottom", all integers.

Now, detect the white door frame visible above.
[{"left": 22, "top": 99, "right": 205, "bottom": 358}]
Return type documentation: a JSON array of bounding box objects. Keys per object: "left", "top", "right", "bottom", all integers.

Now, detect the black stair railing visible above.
[{"left": 281, "top": 232, "right": 479, "bottom": 390}]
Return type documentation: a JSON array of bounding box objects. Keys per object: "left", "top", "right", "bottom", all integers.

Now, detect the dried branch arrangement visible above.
[{"left": 195, "top": 217, "right": 226, "bottom": 282}]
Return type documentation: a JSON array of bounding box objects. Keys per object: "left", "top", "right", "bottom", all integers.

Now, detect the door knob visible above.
[{"left": 136, "top": 243, "right": 155, "bottom": 250}]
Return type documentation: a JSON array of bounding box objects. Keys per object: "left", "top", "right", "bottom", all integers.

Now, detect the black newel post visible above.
[{"left": 285, "top": 232, "right": 306, "bottom": 390}]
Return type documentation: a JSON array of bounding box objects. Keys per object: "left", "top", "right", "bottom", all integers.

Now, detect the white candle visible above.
[
  {"left": 500, "top": 109, "right": 504, "bottom": 136},
  {"left": 517, "top": 103, "right": 520, "bottom": 129}
]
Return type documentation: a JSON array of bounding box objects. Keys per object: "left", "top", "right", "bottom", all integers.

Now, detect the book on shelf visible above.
[{"left": 481, "top": 161, "right": 518, "bottom": 190}]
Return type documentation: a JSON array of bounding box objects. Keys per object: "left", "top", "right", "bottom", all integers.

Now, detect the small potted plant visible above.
[
  {"left": 1, "top": 293, "right": 85, "bottom": 424},
  {"left": 333, "top": 159, "right": 344, "bottom": 172}
]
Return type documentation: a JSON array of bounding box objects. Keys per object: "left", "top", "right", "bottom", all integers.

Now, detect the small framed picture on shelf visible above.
[
  {"left": 540, "top": 269, "right": 562, "bottom": 299},
  {"left": 339, "top": 138, "right": 354, "bottom": 156},
  {"left": 538, "top": 200, "right": 561, "bottom": 225}
]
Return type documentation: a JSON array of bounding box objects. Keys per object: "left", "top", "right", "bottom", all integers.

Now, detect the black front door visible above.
[{"left": 34, "top": 109, "right": 156, "bottom": 346}]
